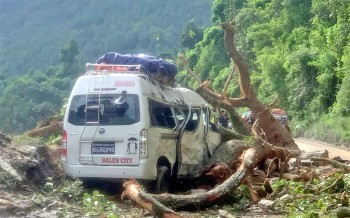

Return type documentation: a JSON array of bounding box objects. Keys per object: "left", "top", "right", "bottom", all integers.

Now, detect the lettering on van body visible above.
[
  {"left": 101, "top": 157, "right": 133, "bottom": 164},
  {"left": 114, "top": 80, "right": 135, "bottom": 87}
]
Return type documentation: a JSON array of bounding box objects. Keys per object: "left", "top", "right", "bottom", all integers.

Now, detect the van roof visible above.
[{"left": 73, "top": 64, "right": 209, "bottom": 107}]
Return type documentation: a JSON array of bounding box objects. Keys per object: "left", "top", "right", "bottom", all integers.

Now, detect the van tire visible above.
[{"left": 155, "top": 166, "right": 170, "bottom": 193}]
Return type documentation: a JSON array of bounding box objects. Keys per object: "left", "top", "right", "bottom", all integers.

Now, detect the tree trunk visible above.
[{"left": 196, "top": 22, "right": 300, "bottom": 151}]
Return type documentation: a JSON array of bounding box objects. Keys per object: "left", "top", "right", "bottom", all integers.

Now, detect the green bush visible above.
[{"left": 302, "top": 115, "right": 350, "bottom": 147}]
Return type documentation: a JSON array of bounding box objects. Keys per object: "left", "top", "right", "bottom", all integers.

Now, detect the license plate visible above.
[{"left": 91, "top": 142, "right": 115, "bottom": 154}]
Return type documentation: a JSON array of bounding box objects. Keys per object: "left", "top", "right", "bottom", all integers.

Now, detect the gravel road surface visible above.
[{"left": 295, "top": 137, "right": 350, "bottom": 160}]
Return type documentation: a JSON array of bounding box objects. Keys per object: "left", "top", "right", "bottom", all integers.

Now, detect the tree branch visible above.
[{"left": 221, "top": 22, "right": 253, "bottom": 99}]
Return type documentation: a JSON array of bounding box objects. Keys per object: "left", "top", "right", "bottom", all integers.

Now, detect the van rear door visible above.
[{"left": 67, "top": 92, "right": 141, "bottom": 166}]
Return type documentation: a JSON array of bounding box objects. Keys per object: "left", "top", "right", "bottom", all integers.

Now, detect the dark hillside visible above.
[{"left": 0, "top": 0, "right": 211, "bottom": 74}]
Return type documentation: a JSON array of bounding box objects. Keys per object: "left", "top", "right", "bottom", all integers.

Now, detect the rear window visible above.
[{"left": 68, "top": 94, "right": 140, "bottom": 126}]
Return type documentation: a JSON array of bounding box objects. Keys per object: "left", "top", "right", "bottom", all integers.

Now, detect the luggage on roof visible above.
[
  {"left": 96, "top": 52, "right": 177, "bottom": 78},
  {"left": 271, "top": 108, "right": 286, "bottom": 115}
]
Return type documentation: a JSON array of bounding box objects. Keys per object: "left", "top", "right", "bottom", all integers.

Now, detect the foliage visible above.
[
  {"left": 271, "top": 173, "right": 350, "bottom": 217},
  {"left": 0, "top": 171, "right": 18, "bottom": 189},
  {"left": 59, "top": 40, "right": 81, "bottom": 78},
  {"left": 0, "top": 0, "right": 212, "bottom": 75},
  {"left": 10, "top": 133, "right": 42, "bottom": 144},
  {"left": 0, "top": 38, "right": 79, "bottom": 134},
  {"left": 183, "top": 26, "right": 230, "bottom": 87},
  {"left": 222, "top": 173, "right": 350, "bottom": 217},
  {"left": 181, "top": 0, "right": 350, "bottom": 145},
  {"left": 55, "top": 179, "right": 142, "bottom": 218},
  {"left": 302, "top": 114, "right": 350, "bottom": 147},
  {"left": 81, "top": 190, "right": 119, "bottom": 218},
  {"left": 57, "top": 179, "right": 83, "bottom": 202},
  {"left": 0, "top": 72, "right": 64, "bottom": 133},
  {"left": 331, "top": 74, "right": 350, "bottom": 116},
  {"left": 180, "top": 20, "right": 204, "bottom": 50},
  {"left": 223, "top": 185, "right": 251, "bottom": 213},
  {"left": 48, "top": 134, "right": 62, "bottom": 145}
]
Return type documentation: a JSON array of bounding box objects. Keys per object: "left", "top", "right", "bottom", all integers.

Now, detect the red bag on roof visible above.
[{"left": 271, "top": 108, "right": 286, "bottom": 115}]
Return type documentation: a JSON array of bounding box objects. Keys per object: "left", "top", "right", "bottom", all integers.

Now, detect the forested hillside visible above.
[
  {"left": 0, "top": 0, "right": 211, "bottom": 133},
  {"left": 0, "top": 0, "right": 349, "bottom": 147},
  {"left": 0, "top": 0, "right": 211, "bottom": 75}
]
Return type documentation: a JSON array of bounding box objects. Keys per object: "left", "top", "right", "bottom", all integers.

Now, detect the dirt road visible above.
[{"left": 295, "top": 137, "right": 350, "bottom": 160}]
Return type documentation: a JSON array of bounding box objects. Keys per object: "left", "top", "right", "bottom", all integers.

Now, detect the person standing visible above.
[{"left": 219, "top": 110, "right": 229, "bottom": 128}]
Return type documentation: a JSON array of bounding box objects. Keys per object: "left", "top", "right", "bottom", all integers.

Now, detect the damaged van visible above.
[{"left": 61, "top": 53, "right": 221, "bottom": 192}]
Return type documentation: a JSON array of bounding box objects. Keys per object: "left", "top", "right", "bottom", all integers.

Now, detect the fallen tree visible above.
[
  {"left": 122, "top": 137, "right": 298, "bottom": 213},
  {"left": 121, "top": 21, "right": 303, "bottom": 216}
]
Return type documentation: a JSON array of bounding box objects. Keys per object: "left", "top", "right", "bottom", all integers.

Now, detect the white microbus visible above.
[{"left": 61, "top": 63, "right": 221, "bottom": 192}]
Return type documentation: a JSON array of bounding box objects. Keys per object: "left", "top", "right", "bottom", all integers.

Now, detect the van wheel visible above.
[{"left": 155, "top": 166, "right": 170, "bottom": 193}]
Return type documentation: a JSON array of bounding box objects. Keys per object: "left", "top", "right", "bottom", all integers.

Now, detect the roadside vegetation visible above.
[{"left": 301, "top": 115, "right": 350, "bottom": 147}]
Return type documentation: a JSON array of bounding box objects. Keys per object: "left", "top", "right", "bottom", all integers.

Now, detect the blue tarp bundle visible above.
[{"left": 96, "top": 52, "right": 177, "bottom": 78}]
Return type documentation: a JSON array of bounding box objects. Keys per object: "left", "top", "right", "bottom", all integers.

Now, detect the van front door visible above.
[{"left": 177, "top": 108, "right": 206, "bottom": 177}]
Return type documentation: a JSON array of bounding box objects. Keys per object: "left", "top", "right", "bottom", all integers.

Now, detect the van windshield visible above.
[{"left": 68, "top": 94, "right": 140, "bottom": 126}]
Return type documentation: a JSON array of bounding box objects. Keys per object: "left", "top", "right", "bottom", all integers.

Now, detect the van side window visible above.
[
  {"left": 184, "top": 109, "right": 200, "bottom": 131},
  {"left": 149, "top": 100, "right": 175, "bottom": 128},
  {"left": 163, "top": 107, "right": 176, "bottom": 128},
  {"left": 173, "top": 108, "right": 187, "bottom": 127},
  {"left": 68, "top": 94, "right": 140, "bottom": 126},
  {"left": 173, "top": 108, "right": 200, "bottom": 131}
]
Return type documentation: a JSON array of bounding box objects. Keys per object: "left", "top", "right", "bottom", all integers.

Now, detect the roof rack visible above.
[
  {"left": 85, "top": 63, "right": 142, "bottom": 75},
  {"left": 85, "top": 63, "right": 176, "bottom": 87}
]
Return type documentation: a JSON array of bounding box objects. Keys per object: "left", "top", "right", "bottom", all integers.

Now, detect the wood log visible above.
[
  {"left": 121, "top": 180, "right": 183, "bottom": 218},
  {"left": 123, "top": 167, "right": 249, "bottom": 211},
  {"left": 27, "top": 121, "right": 62, "bottom": 137},
  {"left": 123, "top": 141, "right": 298, "bottom": 212},
  {"left": 311, "top": 157, "right": 350, "bottom": 173}
]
